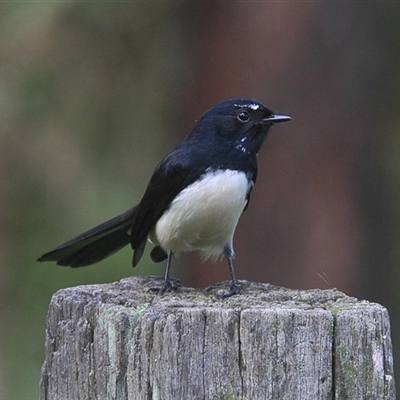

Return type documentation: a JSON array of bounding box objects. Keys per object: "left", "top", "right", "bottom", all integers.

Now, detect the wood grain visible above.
[{"left": 40, "top": 277, "right": 395, "bottom": 399}]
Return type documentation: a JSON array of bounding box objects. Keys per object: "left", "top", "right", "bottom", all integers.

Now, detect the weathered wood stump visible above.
[{"left": 40, "top": 277, "right": 395, "bottom": 400}]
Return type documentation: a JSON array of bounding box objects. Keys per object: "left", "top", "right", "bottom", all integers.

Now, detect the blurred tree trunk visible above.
[{"left": 183, "top": 3, "right": 387, "bottom": 301}]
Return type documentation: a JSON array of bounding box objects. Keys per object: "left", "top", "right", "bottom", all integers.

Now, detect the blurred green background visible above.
[{"left": 1, "top": 3, "right": 400, "bottom": 399}]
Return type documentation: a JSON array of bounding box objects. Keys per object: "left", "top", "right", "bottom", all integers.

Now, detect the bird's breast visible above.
[{"left": 150, "top": 169, "right": 251, "bottom": 259}]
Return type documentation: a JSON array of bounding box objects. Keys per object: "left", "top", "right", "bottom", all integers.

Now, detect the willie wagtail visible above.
[{"left": 38, "top": 98, "right": 291, "bottom": 297}]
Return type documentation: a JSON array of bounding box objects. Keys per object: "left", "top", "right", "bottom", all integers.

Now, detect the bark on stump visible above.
[{"left": 40, "top": 277, "right": 395, "bottom": 400}]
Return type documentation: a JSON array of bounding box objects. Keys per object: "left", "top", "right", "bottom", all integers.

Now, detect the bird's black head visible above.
[{"left": 188, "top": 98, "right": 291, "bottom": 156}]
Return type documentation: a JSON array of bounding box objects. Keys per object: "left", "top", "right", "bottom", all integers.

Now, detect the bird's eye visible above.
[{"left": 237, "top": 111, "right": 250, "bottom": 123}]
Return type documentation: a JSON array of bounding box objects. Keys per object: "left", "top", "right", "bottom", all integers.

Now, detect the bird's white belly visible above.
[{"left": 150, "top": 169, "right": 250, "bottom": 259}]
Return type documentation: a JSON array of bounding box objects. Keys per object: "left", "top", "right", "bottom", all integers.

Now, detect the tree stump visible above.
[{"left": 40, "top": 277, "right": 395, "bottom": 400}]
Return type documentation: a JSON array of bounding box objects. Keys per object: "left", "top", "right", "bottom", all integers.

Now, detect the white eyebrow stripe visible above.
[{"left": 234, "top": 103, "right": 260, "bottom": 110}]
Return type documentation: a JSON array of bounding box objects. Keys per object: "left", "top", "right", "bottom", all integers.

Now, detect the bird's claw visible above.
[
  {"left": 148, "top": 278, "right": 182, "bottom": 295},
  {"left": 221, "top": 280, "right": 242, "bottom": 299}
]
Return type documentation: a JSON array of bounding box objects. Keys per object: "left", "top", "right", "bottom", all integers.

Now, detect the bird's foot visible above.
[
  {"left": 148, "top": 278, "right": 182, "bottom": 295},
  {"left": 221, "top": 280, "right": 242, "bottom": 299}
]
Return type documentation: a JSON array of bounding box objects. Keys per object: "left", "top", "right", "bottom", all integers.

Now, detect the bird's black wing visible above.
[
  {"left": 130, "top": 148, "right": 201, "bottom": 266},
  {"left": 243, "top": 162, "right": 257, "bottom": 212}
]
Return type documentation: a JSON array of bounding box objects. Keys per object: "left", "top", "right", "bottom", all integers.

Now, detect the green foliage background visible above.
[{"left": 0, "top": 4, "right": 192, "bottom": 398}]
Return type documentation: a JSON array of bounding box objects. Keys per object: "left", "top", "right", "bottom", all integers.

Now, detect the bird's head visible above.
[{"left": 189, "top": 98, "right": 291, "bottom": 156}]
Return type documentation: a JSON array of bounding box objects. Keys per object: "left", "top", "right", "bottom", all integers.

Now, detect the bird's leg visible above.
[
  {"left": 222, "top": 245, "right": 242, "bottom": 298},
  {"left": 160, "top": 252, "right": 181, "bottom": 293},
  {"left": 149, "top": 251, "right": 181, "bottom": 294}
]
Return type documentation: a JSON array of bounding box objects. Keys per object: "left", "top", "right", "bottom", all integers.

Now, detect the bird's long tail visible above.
[{"left": 37, "top": 206, "right": 138, "bottom": 268}]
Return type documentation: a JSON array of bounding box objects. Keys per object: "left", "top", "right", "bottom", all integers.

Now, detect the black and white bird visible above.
[{"left": 38, "top": 98, "right": 291, "bottom": 297}]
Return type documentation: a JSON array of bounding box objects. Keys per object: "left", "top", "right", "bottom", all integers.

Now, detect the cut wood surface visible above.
[{"left": 40, "top": 277, "right": 395, "bottom": 400}]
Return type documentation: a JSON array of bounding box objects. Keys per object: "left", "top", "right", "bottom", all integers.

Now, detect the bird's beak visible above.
[{"left": 262, "top": 114, "right": 292, "bottom": 125}]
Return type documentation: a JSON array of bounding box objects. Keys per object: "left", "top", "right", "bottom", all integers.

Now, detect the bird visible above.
[{"left": 37, "top": 98, "right": 291, "bottom": 297}]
